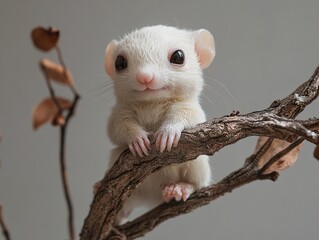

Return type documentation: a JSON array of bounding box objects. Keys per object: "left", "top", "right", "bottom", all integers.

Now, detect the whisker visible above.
[
  {"left": 203, "top": 83, "right": 234, "bottom": 110},
  {"left": 168, "top": 72, "right": 236, "bottom": 104},
  {"left": 81, "top": 77, "right": 115, "bottom": 108},
  {"left": 203, "top": 74, "right": 237, "bottom": 103},
  {"left": 167, "top": 72, "right": 235, "bottom": 109},
  {"left": 85, "top": 81, "right": 113, "bottom": 97},
  {"left": 201, "top": 92, "right": 216, "bottom": 106}
]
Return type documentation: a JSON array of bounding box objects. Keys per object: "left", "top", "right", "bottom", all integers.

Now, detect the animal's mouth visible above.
[
  {"left": 144, "top": 87, "right": 164, "bottom": 92},
  {"left": 140, "top": 86, "right": 170, "bottom": 93}
]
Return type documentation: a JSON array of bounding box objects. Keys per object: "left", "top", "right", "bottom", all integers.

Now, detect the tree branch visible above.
[
  {"left": 0, "top": 134, "right": 11, "bottom": 240},
  {"left": 80, "top": 65, "right": 319, "bottom": 240},
  {"left": 54, "top": 49, "right": 80, "bottom": 240},
  {"left": 0, "top": 205, "right": 11, "bottom": 240},
  {"left": 33, "top": 27, "right": 81, "bottom": 240}
]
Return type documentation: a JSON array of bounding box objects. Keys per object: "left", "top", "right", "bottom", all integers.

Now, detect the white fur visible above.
[{"left": 100, "top": 25, "right": 215, "bottom": 224}]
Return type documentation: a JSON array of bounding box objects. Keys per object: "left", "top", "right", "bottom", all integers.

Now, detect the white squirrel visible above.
[{"left": 98, "top": 25, "right": 215, "bottom": 225}]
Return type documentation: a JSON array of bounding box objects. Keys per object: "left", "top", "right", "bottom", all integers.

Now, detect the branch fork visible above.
[{"left": 80, "top": 65, "right": 319, "bottom": 240}]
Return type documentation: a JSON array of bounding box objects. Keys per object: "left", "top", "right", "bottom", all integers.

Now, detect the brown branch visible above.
[
  {"left": 0, "top": 134, "right": 11, "bottom": 240},
  {"left": 118, "top": 132, "right": 311, "bottom": 239},
  {"left": 118, "top": 136, "right": 306, "bottom": 239},
  {"left": 58, "top": 82, "right": 80, "bottom": 240},
  {"left": 41, "top": 62, "right": 63, "bottom": 112},
  {"left": 0, "top": 205, "right": 11, "bottom": 240},
  {"left": 59, "top": 125, "right": 75, "bottom": 240},
  {"left": 55, "top": 45, "right": 78, "bottom": 96},
  {"left": 54, "top": 48, "right": 79, "bottom": 240},
  {"left": 32, "top": 26, "right": 81, "bottom": 240},
  {"left": 117, "top": 126, "right": 315, "bottom": 239},
  {"left": 39, "top": 45, "right": 80, "bottom": 240},
  {"left": 80, "top": 65, "right": 319, "bottom": 240},
  {"left": 258, "top": 138, "right": 304, "bottom": 175}
]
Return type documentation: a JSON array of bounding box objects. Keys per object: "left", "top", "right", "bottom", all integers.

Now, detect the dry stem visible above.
[
  {"left": 41, "top": 46, "right": 80, "bottom": 240},
  {"left": 55, "top": 50, "right": 79, "bottom": 240},
  {"left": 0, "top": 205, "right": 11, "bottom": 240}
]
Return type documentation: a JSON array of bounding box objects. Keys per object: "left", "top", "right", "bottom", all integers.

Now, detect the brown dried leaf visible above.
[
  {"left": 31, "top": 26, "right": 60, "bottom": 51},
  {"left": 313, "top": 145, "right": 319, "bottom": 161},
  {"left": 254, "top": 137, "right": 303, "bottom": 174},
  {"left": 40, "top": 59, "right": 74, "bottom": 86},
  {"left": 32, "top": 97, "right": 72, "bottom": 130}
]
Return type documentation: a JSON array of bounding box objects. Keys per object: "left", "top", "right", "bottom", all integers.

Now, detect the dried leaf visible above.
[
  {"left": 40, "top": 59, "right": 74, "bottom": 86},
  {"left": 313, "top": 145, "right": 319, "bottom": 161},
  {"left": 31, "top": 26, "right": 60, "bottom": 51},
  {"left": 254, "top": 137, "right": 303, "bottom": 174},
  {"left": 32, "top": 97, "right": 72, "bottom": 130}
]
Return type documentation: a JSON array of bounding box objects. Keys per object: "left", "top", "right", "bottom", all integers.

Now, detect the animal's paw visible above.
[
  {"left": 155, "top": 124, "right": 183, "bottom": 153},
  {"left": 161, "top": 182, "right": 195, "bottom": 203},
  {"left": 128, "top": 130, "right": 151, "bottom": 157}
]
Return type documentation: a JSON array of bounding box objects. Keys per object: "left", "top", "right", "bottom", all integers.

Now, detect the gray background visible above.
[{"left": 0, "top": 0, "right": 318, "bottom": 239}]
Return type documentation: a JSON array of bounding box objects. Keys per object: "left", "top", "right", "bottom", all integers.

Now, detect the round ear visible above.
[
  {"left": 105, "top": 40, "right": 117, "bottom": 77},
  {"left": 193, "top": 29, "right": 215, "bottom": 69}
]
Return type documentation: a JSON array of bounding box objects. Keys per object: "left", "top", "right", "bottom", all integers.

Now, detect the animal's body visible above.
[{"left": 99, "top": 25, "right": 215, "bottom": 224}]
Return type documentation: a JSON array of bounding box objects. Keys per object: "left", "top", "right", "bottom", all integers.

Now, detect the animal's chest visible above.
[{"left": 132, "top": 102, "right": 171, "bottom": 131}]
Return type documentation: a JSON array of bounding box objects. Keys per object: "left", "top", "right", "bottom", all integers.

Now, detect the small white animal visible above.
[{"left": 98, "top": 25, "right": 215, "bottom": 225}]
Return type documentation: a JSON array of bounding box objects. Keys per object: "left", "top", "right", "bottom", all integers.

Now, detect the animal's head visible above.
[{"left": 105, "top": 25, "right": 215, "bottom": 103}]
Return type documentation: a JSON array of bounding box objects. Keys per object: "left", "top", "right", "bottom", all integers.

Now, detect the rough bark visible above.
[{"left": 80, "top": 65, "right": 319, "bottom": 240}]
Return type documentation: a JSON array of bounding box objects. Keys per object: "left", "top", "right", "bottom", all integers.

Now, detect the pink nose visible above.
[{"left": 136, "top": 69, "right": 154, "bottom": 84}]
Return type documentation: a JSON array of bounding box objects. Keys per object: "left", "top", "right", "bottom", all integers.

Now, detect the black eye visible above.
[
  {"left": 170, "top": 50, "right": 185, "bottom": 65},
  {"left": 115, "top": 55, "right": 127, "bottom": 71}
]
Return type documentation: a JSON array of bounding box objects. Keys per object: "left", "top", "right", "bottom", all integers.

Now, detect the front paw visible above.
[
  {"left": 155, "top": 124, "right": 183, "bottom": 153},
  {"left": 128, "top": 131, "right": 151, "bottom": 157}
]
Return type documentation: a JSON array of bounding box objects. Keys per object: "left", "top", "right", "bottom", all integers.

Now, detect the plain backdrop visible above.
[{"left": 0, "top": 0, "right": 319, "bottom": 239}]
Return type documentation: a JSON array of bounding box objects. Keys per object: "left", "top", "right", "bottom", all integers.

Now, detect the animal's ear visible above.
[
  {"left": 105, "top": 40, "right": 118, "bottom": 76},
  {"left": 193, "top": 29, "right": 215, "bottom": 69}
]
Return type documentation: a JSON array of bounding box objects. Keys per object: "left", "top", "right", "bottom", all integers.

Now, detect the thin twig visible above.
[
  {"left": 59, "top": 87, "right": 80, "bottom": 240},
  {"left": 60, "top": 125, "right": 75, "bottom": 240},
  {"left": 54, "top": 47, "right": 79, "bottom": 240},
  {"left": 41, "top": 66, "right": 63, "bottom": 112},
  {"left": 0, "top": 136, "right": 11, "bottom": 240},
  {"left": 0, "top": 205, "right": 11, "bottom": 240},
  {"left": 258, "top": 138, "right": 305, "bottom": 175},
  {"left": 40, "top": 45, "right": 79, "bottom": 240},
  {"left": 55, "top": 46, "right": 78, "bottom": 95}
]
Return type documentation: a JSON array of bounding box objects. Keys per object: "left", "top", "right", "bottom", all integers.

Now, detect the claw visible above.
[
  {"left": 155, "top": 132, "right": 160, "bottom": 150},
  {"left": 128, "top": 143, "right": 136, "bottom": 156},
  {"left": 160, "top": 134, "right": 168, "bottom": 153},
  {"left": 133, "top": 142, "right": 144, "bottom": 157},
  {"left": 155, "top": 125, "right": 183, "bottom": 153},
  {"left": 144, "top": 136, "right": 151, "bottom": 149},
  {"left": 128, "top": 131, "right": 151, "bottom": 157},
  {"left": 138, "top": 138, "right": 149, "bottom": 156},
  {"left": 166, "top": 133, "right": 175, "bottom": 152},
  {"left": 161, "top": 183, "right": 194, "bottom": 203}
]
